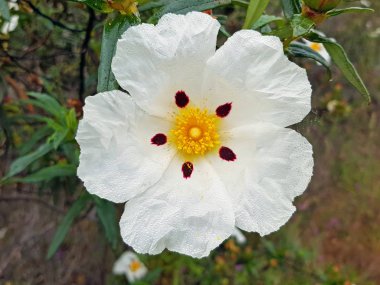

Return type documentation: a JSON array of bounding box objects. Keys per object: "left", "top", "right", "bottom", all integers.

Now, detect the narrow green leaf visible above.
[
  {"left": 290, "top": 14, "right": 315, "bottom": 37},
  {"left": 288, "top": 42, "right": 331, "bottom": 78},
  {"left": 19, "top": 126, "right": 52, "bottom": 155},
  {"left": 47, "top": 194, "right": 91, "bottom": 259},
  {"left": 281, "top": 0, "right": 301, "bottom": 19},
  {"left": 70, "top": 0, "right": 112, "bottom": 13},
  {"left": 27, "top": 92, "right": 65, "bottom": 120},
  {"left": 150, "top": 0, "right": 232, "bottom": 23},
  {"left": 243, "top": 0, "right": 270, "bottom": 29},
  {"left": 139, "top": 0, "right": 171, "bottom": 12},
  {"left": 326, "top": 7, "right": 374, "bottom": 17},
  {"left": 94, "top": 197, "right": 119, "bottom": 249},
  {"left": 251, "top": 15, "right": 284, "bottom": 30},
  {"left": 4, "top": 142, "right": 54, "bottom": 179},
  {"left": 307, "top": 32, "right": 370, "bottom": 101},
  {"left": 0, "top": 0, "right": 10, "bottom": 21},
  {"left": 12, "top": 164, "right": 77, "bottom": 183},
  {"left": 97, "top": 14, "right": 140, "bottom": 93}
]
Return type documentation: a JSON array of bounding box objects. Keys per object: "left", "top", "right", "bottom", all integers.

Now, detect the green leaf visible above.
[
  {"left": 290, "top": 14, "right": 315, "bottom": 37},
  {"left": 326, "top": 7, "right": 374, "bottom": 17},
  {"left": 0, "top": 0, "right": 10, "bottom": 21},
  {"left": 307, "top": 32, "right": 370, "bottom": 102},
  {"left": 94, "top": 197, "right": 119, "bottom": 249},
  {"left": 97, "top": 14, "right": 140, "bottom": 93},
  {"left": 139, "top": 0, "right": 171, "bottom": 12},
  {"left": 71, "top": 0, "right": 112, "bottom": 13},
  {"left": 281, "top": 0, "right": 301, "bottom": 19},
  {"left": 288, "top": 42, "right": 331, "bottom": 78},
  {"left": 12, "top": 164, "right": 77, "bottom": 183},
  {"left": 150, "top": 0, "right": 232, "bottom": 23},
  {"left": 19, "top": 126, "right": 52, "bottom": 155},
  {"left": 243, "top": 0, "right": 270, "bottom": 29},
  {"left": 27, "top": 92, "right": 65, "bottom": 120},
  {"left": 3, "top": 142, "right": 54, "bottom": 179},
  {"left": 47, "top": 193, "right": 91, "bottom": 259},
  {"left": 251, "top": 15, "right": 284, "bottom": 30}
]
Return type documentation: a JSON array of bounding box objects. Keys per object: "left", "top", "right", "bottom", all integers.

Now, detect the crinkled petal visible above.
[
  {"left": 119, "top": 157, "right": 235, "bottom": 258},
  {"left": 208, "top": 123, "right": 313, "bottom": 235},
  {"left": 204, "top": 30, "right": 311, "bottom": 128},
  {"left": 112, "top": 12, "right": 220, "bottom": 117},
  {"left": 76, "top": 90, "right": 175, "bottom": 203}
]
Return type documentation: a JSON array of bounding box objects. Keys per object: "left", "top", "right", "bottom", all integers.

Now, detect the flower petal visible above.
[
  {"left": 119, "top": 157, "right": 235, "bottom": 258},
  {"left": 204, "top": 30, "right": 312, "bottom": 128},
  {"left": 76, "top": 90, "right": 175, "bottom": 203},
  {"left": 112, "top": 12, "right": 220, "bottom": 117},
  {"left": 208, "top": 123, "right": 313, "bottom": 235}
]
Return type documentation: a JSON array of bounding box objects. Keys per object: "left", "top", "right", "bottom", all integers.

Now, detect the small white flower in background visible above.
[
  {"left": 1, "top": 0, "right": 19, "bottom": 34},
  {"left": 76, "top": 12, "right": 313, "bottom": 258},
  {"left": 303, "top": 39, "right": 331, "bottom": 65},
  {"left": 113, "top": 251, "right": 148, "bottom": 283},
  {"left": 231, "top": 228, "right": 246, "bottom": 245},
  {"left": 360, "top": 0, "right": 371, "bottom": 7}
]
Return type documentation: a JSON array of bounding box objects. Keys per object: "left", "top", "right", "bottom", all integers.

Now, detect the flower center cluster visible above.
[
  {"left": 129, "top": 260, "right": 141, "bottom": 272},
  {"left": 169, "top": 107, "right": 220, "bottom": 156}
]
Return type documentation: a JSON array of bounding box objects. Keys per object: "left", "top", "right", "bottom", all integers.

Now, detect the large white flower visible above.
[{"left": 76, "top": 12, "right": 313, "bottom": 258}]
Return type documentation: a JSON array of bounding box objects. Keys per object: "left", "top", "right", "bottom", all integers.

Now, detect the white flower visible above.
[
  {"left": 113, "top": 251, "right": 148, "bottom": 282},
  {"left": 303, "top": 39, "right": 331, "bottom": 65},
  {"left": 76, "top": 12, "right": 313, "bottom": 258},
  {"left": 1, "top": 1, "right": 19, "bottom": 34}
]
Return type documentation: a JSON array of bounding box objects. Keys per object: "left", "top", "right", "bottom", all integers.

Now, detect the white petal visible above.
[
  {"left": 112, "top": 12, "right": 220, "bottom": 117},
  {"left": 120, "top": 157, "right": 235, "bottom": 258},
  {"left": 208, "top": 123, "right": 313, "bottom": 235},
  {"left": 204, "top": 30, "right": 311, "bottom": 128},
  {"left": 76, "top": 90, "right": 175, "bottom": 203}
]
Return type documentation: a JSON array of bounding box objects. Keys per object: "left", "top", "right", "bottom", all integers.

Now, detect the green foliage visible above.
[
  {"left": 3, "top": 142, "right": 54, "bottom": 180},
  {"left": 290, "top": 14, "right": 315, "bottom": 37},
  {"left": 243, "top": 0, "right": 270, "bottom": 29},
  {"left": 149, "top": 0, "right": 233, "bottom": 23},
  {"left": 12, "top": 164, "right": 77, "bottom": 183},
  {"left": 281, "top": 0, "right": 301, "bottom": 19},
  {"left": 326, "top": 7, "right": 374, "bottom": 17},
  {"left": 97, "top": 14, "right": 140, "bottom": 92},
  {"left": 288, "top": 41, "right": 331, "bottom": 76},
  {"left": 307, "top": 31, "right": 370, "bottom": 102},
  {"left": 0, "top": 0, "right": 10, "bottom": 21},
  {"left": 72, "top": 0, "right": 113, "bottom": 13},
  {"left": 47, "top": 193, "right": 92, "bottom": 259},
  {"left": 94, "top": 197, "right": 120, "bottom": 249}
]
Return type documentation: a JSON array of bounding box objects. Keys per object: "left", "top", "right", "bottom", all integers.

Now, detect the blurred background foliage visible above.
[{"left": 0, "top": 0, "right": 379, "bottom": 284}]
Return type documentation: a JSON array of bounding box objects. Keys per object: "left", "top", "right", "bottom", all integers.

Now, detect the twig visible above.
[
  {"left": 79, "top": 7, "right": 96, "bottom": 103},
  {"left": 0, "top": 195, "right": 65, "bottom": 215},
  {"left": 23, "top": 0, "right": 85, "bottom": 33}
]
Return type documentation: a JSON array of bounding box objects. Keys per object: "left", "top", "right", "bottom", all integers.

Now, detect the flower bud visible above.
[{"left": 303, "top": 0, "right": 341, "bottom": 12}]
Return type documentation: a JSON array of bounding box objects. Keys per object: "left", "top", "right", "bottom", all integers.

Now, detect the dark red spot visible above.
[
  {"left": 151, "top": 133, "right": 167, "bottom": 146},
  {"left": 216, "top": 103, "right": 232, "bottom": 118},
  {"left": 182, "top": 161, "right": 193, "bottom": 179},
  {"left": 175, "top": 91, "right": 189, "bottom": 108},
  {"left": 219, "top": 146, "right": 236, "bottom": 161}
]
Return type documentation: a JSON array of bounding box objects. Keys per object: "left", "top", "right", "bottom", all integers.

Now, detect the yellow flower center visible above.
[
  {"left": 169, "top": 107, "right": 220, "bottom": 156},
  {"left": 129, "top": 260, "right": 141, "bottom": 272},
  {"left": 310, "top": 42, "right": 322, "bottom": 52}
]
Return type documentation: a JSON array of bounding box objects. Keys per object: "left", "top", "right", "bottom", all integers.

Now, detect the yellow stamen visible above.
[
  {"left": 169, "top": 107, "right": 220, "bottom": 157},
  {"left": 129, "top": 260, "right": 141, "bottom": 272},
  {"left": 189, "top": 127, "right": 202, "bottom": 140}
]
